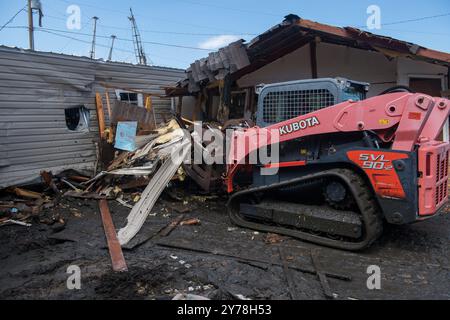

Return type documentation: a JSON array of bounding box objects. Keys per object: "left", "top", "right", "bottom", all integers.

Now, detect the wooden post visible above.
[
  {"left": 95, "top": 92, "right": 106, "bottom": 140},
  {"left": 176, "top": 96, "right": 183, "bottom": 116},
  {"left": 145, "top": 95, "right": 153, "bottom": 111},
  {"left": 104, "top": 90, "right": 112, "bottom": 120},
  {"left": 145, "top": 95, "right": 157, "bottom": 128}
]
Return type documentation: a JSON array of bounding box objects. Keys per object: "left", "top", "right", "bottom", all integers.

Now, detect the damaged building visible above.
[
  {"left": 1, "top": 11, "right": 450, "bottom": 301},
  {"left": 167, "top": 15, "right": 450, "bottom": 128},
  {"left": 0, "top": 46, "right": 184, "bottom": 188}
]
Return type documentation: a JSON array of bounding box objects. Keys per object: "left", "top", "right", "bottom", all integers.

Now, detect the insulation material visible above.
[{"left": 117, "top": 129, "right": 191, "bottom": 245}]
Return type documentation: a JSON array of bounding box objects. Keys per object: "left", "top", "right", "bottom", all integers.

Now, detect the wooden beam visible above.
[
  {"left": 104, "top": 90, "right": 112, "bottom": 120},
  {"left": 98, "top": 199, "right": 128, "bottom": 272},
  {"left": 95, "top": 93, "right": 106, "bottom": 140}
]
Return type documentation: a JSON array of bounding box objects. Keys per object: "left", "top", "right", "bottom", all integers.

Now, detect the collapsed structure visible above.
[{"left": 166, "top": 14, "right": 450, "bottom": 123}]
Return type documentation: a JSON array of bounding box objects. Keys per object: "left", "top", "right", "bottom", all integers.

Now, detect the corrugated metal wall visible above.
[{"left": 0, "top": 46, "right": 185, "bottom": 188}]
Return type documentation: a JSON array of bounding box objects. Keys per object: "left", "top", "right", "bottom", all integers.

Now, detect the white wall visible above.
[
  {"left": 237, "top": 42, "right": 447, "bottom": 97},
  {"left": 396, "top": 57, "right": 447, "bottom": 87},
  {"left": 237, "top": 44, "right": 312, "bottom": 89}
]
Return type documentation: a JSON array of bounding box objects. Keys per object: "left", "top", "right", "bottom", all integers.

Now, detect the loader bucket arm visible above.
[{"left": 226, "top": 93, "right": 449, "bottom": 192}]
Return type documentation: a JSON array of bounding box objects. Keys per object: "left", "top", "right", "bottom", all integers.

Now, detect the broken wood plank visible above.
[
  {"left": 278, "top": 246, "right": 299, "bottom": 300},
  {"left": 310, "top": 250, "right": 335, "bottom": 299},
  {"left": 40, "top": 171, "right": 61, "bottom": 196},
  {"left": 11, "top": 187, "right": 43, "bottom": 199},
  {"left": 98, "top": 199, "right": 128, "bottom": 272},
  {"left": 68, "top": 175, "right": 90, "bottom": 183},
  {"left": 64, "top": 190, "right": 106, "bottom": 200},
  {"left": 180, "top": 218, "right": 200, "bottom": 226},
  {"left": 158, "top": 214, "right": 184, "bottom": 237}
]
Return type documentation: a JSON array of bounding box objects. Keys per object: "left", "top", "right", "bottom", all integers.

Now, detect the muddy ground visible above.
[{"left": 0, "top": 187, "right": 449, "bottom": 300}]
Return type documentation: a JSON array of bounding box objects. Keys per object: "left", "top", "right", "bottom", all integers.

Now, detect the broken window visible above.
[
  {"left": 115, "top": 89, "right": 144, "bottom": 107},
  {"left": 65, "top": 105, "right": 90, "bottom": 132}
]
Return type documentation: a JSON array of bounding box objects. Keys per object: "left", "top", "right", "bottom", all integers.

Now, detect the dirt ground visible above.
[{"left": 1, "top": 187, "right": 450, "bottom": 300}]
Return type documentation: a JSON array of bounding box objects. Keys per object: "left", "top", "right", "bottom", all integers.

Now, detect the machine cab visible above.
[{"left": 255, "top": 78, "right": 369, "bottom": 127}]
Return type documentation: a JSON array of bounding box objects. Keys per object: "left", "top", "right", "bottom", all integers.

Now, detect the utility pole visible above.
[
  {"left": 107, "top": 35, "right": 116, "bottom": 61},
  {"left": 89, "top": 16, "right": 99, "bottom": 59},
  {"left": 128, "top": 8, "right": 147, "bottom": 65},
  {"left": 27, "top": 0, "right": 34, "bottom": 50}
]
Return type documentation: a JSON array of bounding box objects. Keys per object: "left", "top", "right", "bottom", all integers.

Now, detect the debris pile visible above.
[
  {"left": 0, "top": 119, "right": 191, "bottom": 245},
  {"left": 68, "top": 118, "right": 192, "bottom": 245}
]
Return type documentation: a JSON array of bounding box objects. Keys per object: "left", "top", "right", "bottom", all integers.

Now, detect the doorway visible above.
[{"left": 409, "top": 76, "right": 447, "bottom": 141}]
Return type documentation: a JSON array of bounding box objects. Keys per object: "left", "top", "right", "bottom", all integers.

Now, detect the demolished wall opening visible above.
[{"left": 65, "top": 105, "right": 90, "bottom": 132}]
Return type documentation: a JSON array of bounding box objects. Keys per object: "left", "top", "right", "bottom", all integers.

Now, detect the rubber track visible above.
[{"left": 227, "top": 168, "right": 383, "bottom": 251}]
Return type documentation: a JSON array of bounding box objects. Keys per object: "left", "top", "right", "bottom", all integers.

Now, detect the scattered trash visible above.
[
  {"left": 116, "top": 197, "right": 133, "bottom": 209},
  {"left": 0, "top": 219, "right": 32, "bottom": 227}
]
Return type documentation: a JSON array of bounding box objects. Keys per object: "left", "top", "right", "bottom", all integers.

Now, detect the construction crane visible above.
[{"left": 128, "top": 8, "right": 147, "bottom": 65}]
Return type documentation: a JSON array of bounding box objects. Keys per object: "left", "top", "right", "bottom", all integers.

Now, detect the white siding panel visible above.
[{"left": 0, "top": 46, "right": 184, "bottom": 187}]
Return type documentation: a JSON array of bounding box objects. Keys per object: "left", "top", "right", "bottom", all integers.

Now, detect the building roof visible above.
[
  {"left": 167, "top": 14, "right": 450, "bottom": 95},
  {"left": 0, "top": 45, "right": 184, "bottom": 72}
]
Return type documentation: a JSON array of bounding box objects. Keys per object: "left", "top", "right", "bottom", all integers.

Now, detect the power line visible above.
[
  {"left": 383, "top": 12, "right": 450, "bottom": 26},
  {"left": 44, "top": 13, "right": 257, "bottom": 37},
  {"left": 34, "top": 28, "right": 193, "bottom": 65},
  {"left": 0, "top": 5, "right": 27, "bottom": 32},
  {"left": 33, "top": 26, "right": 213, "bottom": 51},
  {"left": 6, "top": 25, "right": 210, "bottom": 52},
  {"left": 43, "top": 10, "right": 450, "bottom": 38},
  {"left": 53, "top": 0, "right": 245, "bottom": 33}
]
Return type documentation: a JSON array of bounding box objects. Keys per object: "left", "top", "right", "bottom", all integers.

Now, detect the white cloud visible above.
[{"left": 198, "top": 35, "right": 242, "bottom": 50}]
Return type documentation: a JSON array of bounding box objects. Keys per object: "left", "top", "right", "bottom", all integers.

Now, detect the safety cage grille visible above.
[{"left": 262, "top": 89, "right": 335, "bottom": 123}]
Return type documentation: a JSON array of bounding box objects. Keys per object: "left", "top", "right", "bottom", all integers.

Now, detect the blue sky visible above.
[{"left": 0, "top": 0, "right": 449, "bottom": 69}]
